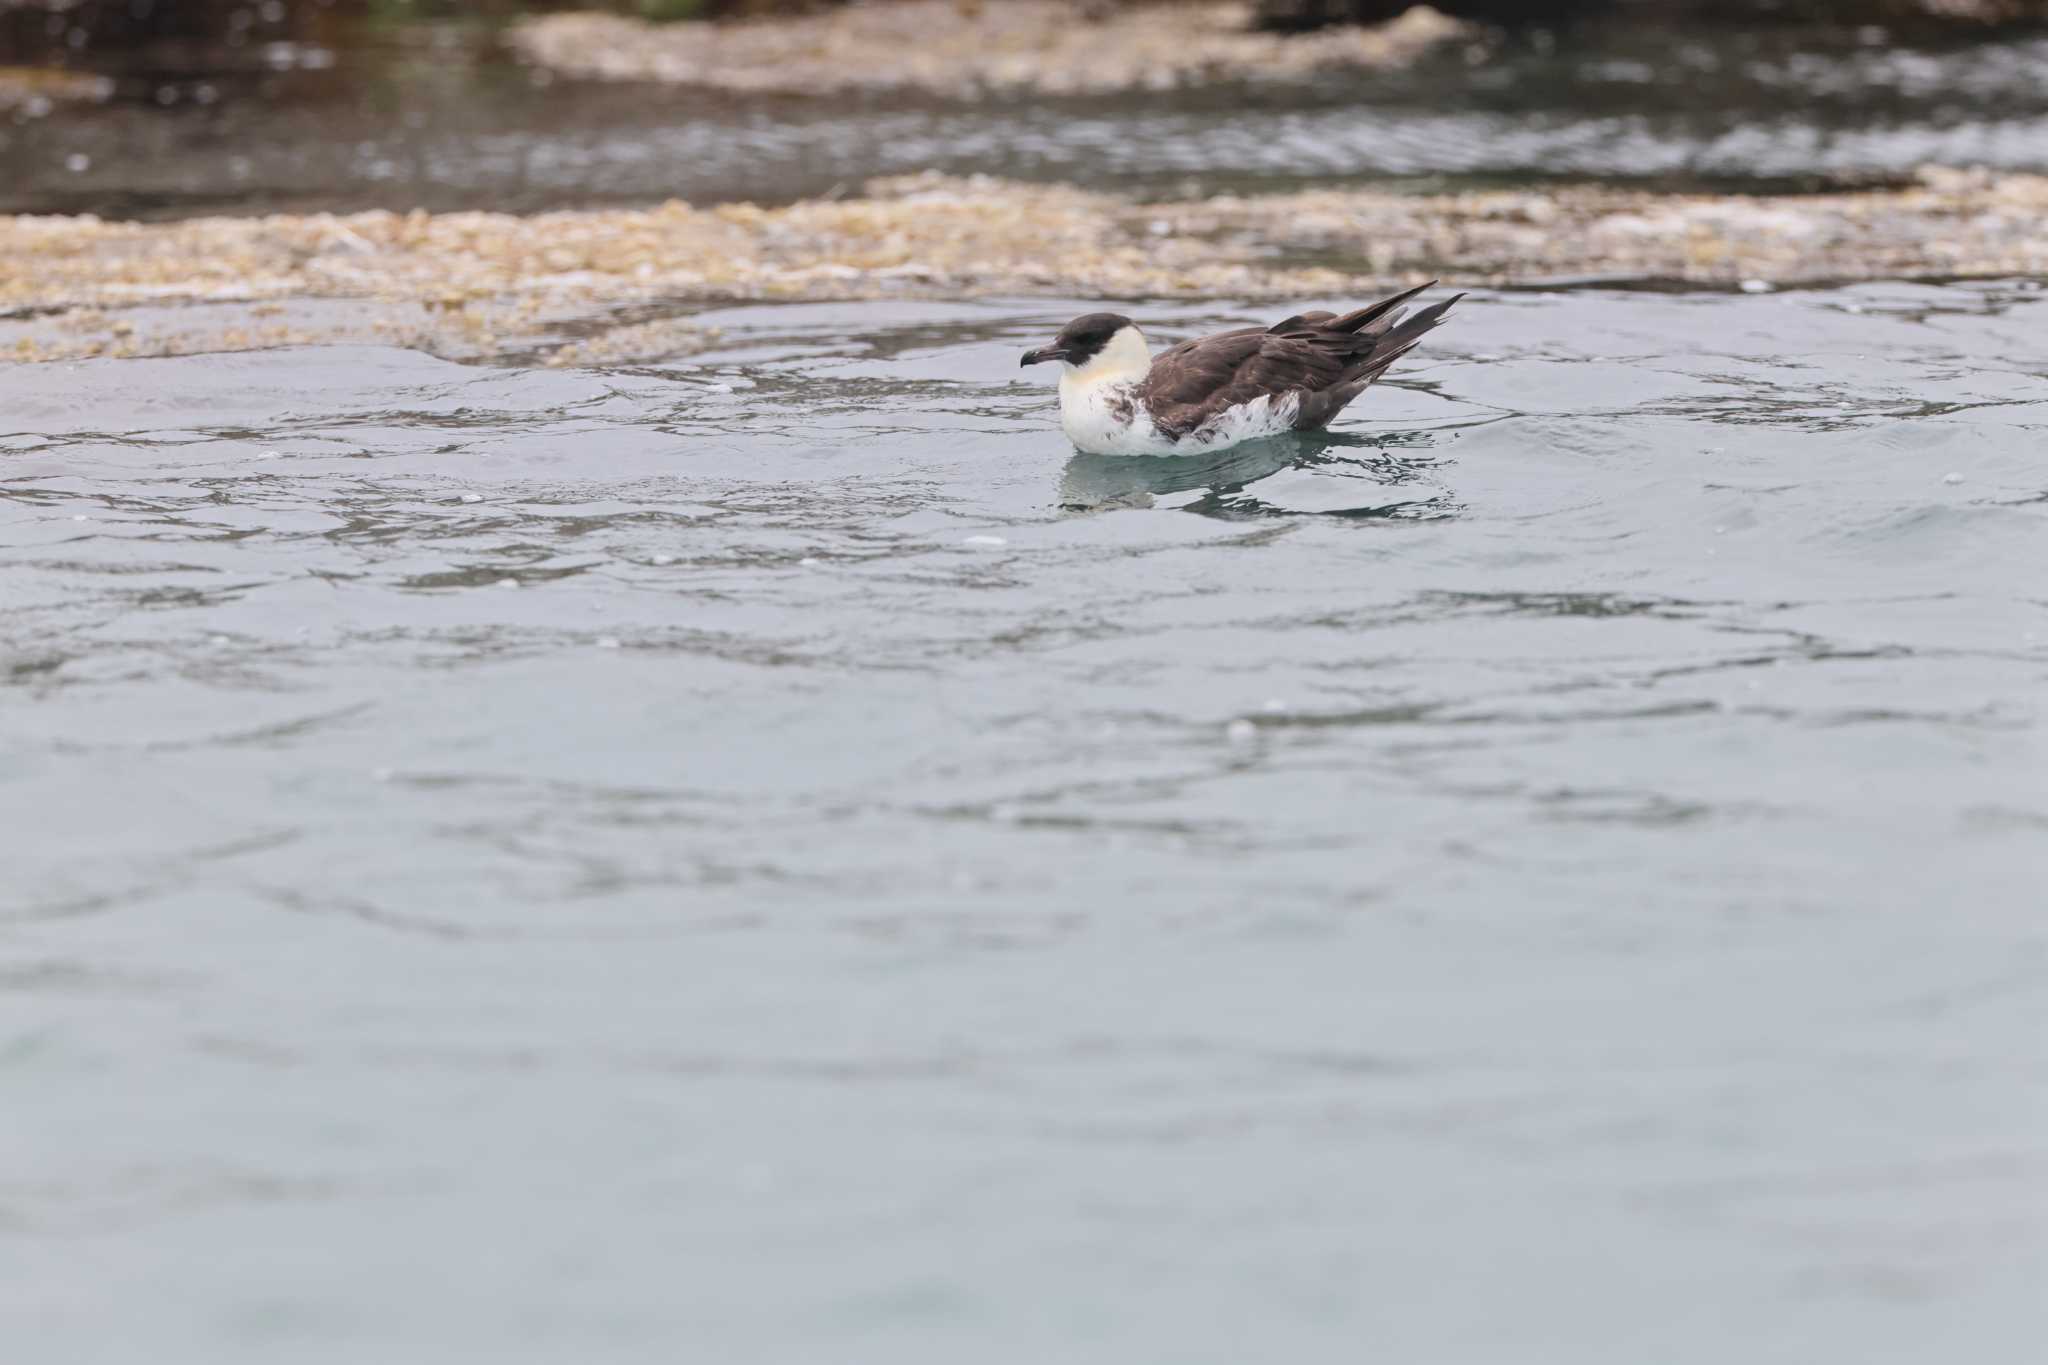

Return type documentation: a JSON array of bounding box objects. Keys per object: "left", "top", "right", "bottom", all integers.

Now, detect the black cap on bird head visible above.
[{"left": 1020, "top": 312, "right": 1136, "bottom": 368}]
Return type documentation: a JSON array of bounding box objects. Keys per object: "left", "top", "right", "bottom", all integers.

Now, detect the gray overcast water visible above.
[{"left": 3, "top": 285, "right": 2045, "bottom": 1361}]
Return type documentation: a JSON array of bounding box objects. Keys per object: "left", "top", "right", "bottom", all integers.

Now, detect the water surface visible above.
[
  {"left": 4, "top": 284, "right": 2045, "bottom": 1361},
  {"left": 10, "top": 18, "right": 2048, "bottom": 216}
]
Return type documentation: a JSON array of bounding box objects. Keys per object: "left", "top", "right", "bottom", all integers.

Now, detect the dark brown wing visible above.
[
  {"left": 1137, "top": 333, "right": 1354, "bottom": 439},
  {"left": 1136, "top": 284, "right": 1459, "bottom": 440}
]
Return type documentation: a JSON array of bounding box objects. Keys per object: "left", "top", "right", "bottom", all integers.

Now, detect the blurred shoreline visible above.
[
  {"left": 5, "top": 0, "right": 2044, "bottom": 365},
  {"left": 5, "top": 168, "right": 2043, "bottom": 364},
  {"left": 12, "top": 1, "right": 2048, "bottom": 216},
  {"left": 508, "top": 3, "right": 1473, "bottom": 97}
]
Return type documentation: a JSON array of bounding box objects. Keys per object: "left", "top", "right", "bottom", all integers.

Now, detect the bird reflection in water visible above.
[{"left": 1057, "top": 429, "right": 1457, "bottom": 522}]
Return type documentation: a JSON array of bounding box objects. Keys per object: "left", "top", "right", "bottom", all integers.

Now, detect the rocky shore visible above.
[
  {"left": 4, "top": 168, "right": 2043, "bottom": 364},
  {"left": 509, "top": 1, "right": 1475, "bottom": 97}
]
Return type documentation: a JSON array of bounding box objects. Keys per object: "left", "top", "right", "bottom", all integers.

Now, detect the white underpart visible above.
[{"left": 1054, "top": 324, "right": 1301, "bottom": 457}]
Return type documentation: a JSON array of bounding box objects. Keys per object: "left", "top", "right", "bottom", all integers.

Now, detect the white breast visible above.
[
  {"left": 1057, "top": 375, "right": 1300, "bottom": 457},
  {"left": 1058, "top": 376, "right": 1161, "bottom": 455}
]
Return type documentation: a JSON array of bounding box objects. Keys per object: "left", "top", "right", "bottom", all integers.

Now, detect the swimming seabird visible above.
[{"left": 1019, "top": 282, "right": 1458, "bottom": 456}]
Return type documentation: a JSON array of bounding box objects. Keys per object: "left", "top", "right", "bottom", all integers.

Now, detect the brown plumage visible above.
[{"left": 1137, "top": 282, "right": 1460, "bottom": 440}]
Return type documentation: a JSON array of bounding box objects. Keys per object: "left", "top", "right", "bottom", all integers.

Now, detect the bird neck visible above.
[{"left": 1058, "top": 326, "right": 1151, "bottom": 404}]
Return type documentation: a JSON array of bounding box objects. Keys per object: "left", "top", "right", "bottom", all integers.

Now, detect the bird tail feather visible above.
[
  {"left": 1345, "top": 293, "right": 1463, "bottom": 384},
  {"left": 1290, "top": 288, "right": 1462, "bottom": 430},
  {"left": 1326, "top": 280, "right": 1439, "bottom": 335}
]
